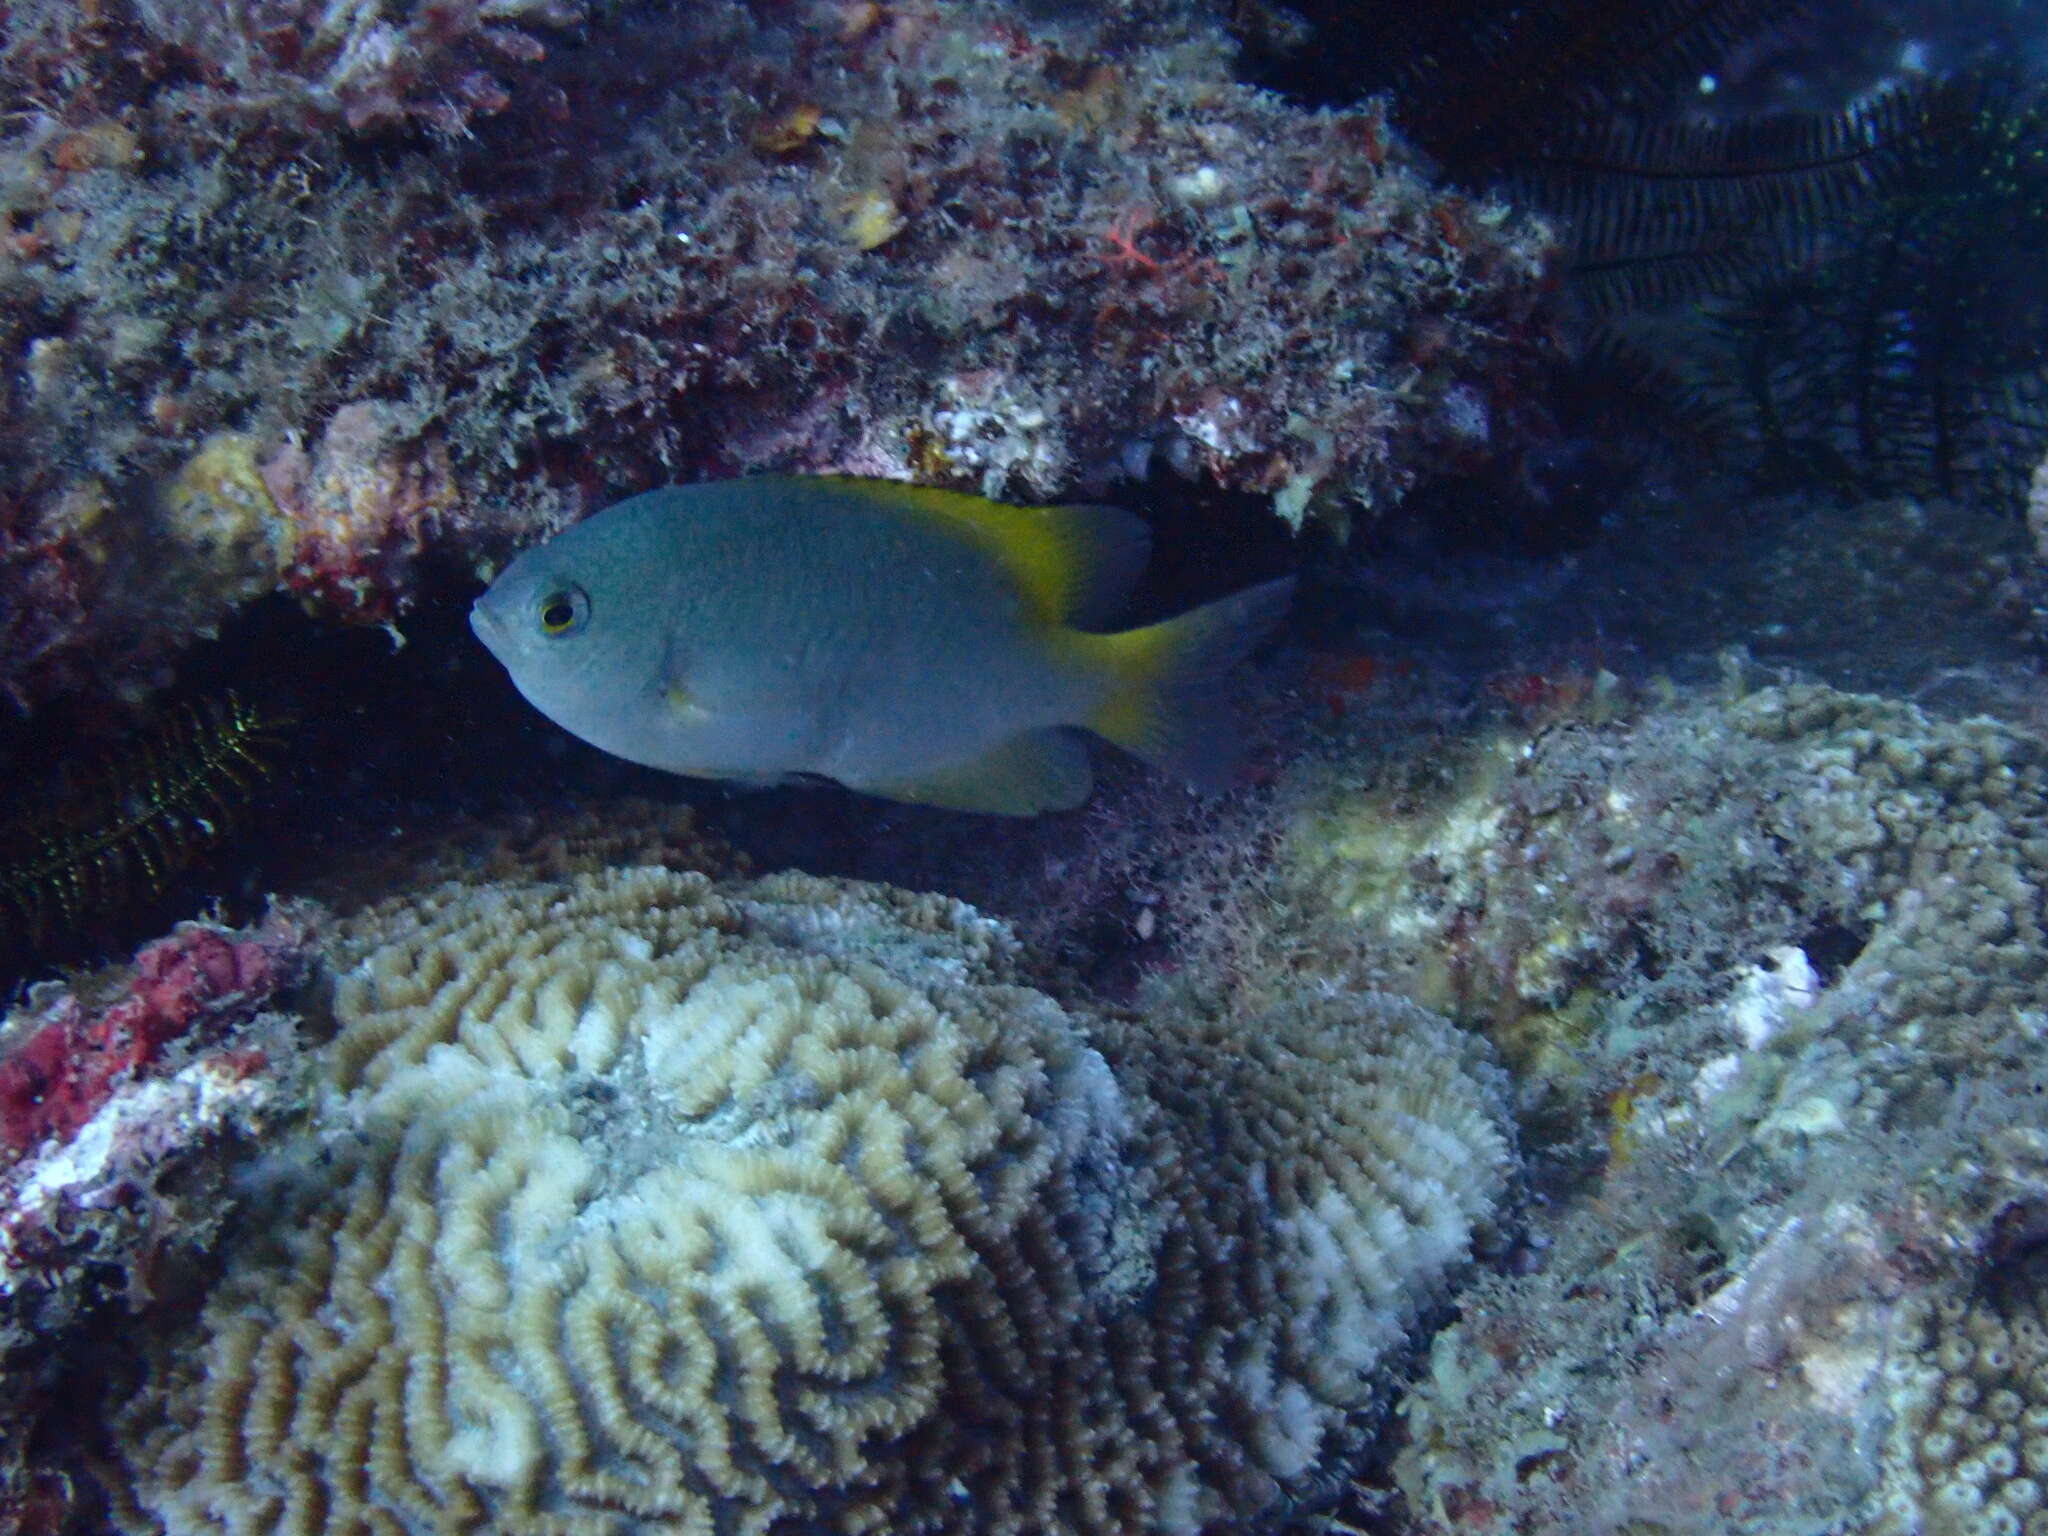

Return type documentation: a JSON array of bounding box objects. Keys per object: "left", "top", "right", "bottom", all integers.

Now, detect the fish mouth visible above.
[{"left": 468, "top": 600, "right": 506, "bottom": 655}]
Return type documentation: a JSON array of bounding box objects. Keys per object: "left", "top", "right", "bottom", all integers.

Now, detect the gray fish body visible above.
[{"left": 472, "top": 479, "right": 1100, "bottom": 791}]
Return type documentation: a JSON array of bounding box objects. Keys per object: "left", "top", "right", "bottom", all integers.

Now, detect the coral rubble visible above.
[
  {"left": 0, "top": 0, "right": 1554, "bottom": 715},
  {"left": 110, "top": 862, "right": 1512, "bottom": 1535}
]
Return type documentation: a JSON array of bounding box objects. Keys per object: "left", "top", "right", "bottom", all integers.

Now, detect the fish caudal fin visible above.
[{"left": 1083, "top": 576, "right": 1295, "bottom": 792}]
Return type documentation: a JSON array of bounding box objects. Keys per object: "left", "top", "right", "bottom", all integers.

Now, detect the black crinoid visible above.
[
  {"left": 1522, "top": 66, "right": 2048, "bottom": 506},
  {"left": 1225, "top": 0, "right": 1826, "bottom": 534},
  {"left": 1679, "top": 73, "right": 2048, "bottom": 505},
  {"left": 1231, "top": 0, "right": 2048, "bottom": 510},
  {"left": 1232, "top": 0, "right": 1810, "bottom": 174}
]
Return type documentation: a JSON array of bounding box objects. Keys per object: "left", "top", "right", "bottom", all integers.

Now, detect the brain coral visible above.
[{"left": 114, "top": 864, "right": 1511, "bottom": 1535}]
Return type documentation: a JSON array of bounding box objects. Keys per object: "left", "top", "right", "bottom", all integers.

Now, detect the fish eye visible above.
[{"left": 536, "top": 585, "right": 589, "bottom": 637}]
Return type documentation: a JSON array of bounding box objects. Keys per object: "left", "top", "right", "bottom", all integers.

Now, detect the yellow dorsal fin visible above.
[{"left": 817, "top": 476, "right": 1150, "bottom": 628}]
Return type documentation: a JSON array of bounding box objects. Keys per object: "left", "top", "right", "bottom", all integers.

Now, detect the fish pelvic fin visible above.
[
  {"left": 1080, "top": 576, "right": 1295, "bottom": 793},
  {"left": 860, "top": 727, "right": 1094, "bottom": 815}
]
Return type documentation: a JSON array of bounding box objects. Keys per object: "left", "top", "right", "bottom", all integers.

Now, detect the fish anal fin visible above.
[{"left": 860, "top": 727, "right": 1093, "bottom": 815}]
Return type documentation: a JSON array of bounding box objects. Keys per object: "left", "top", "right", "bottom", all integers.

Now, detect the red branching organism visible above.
[{"left": 1097, "top": 207, "right": 1166, "bottom": 278}]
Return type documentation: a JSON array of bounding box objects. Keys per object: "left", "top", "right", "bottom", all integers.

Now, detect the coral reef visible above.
[
  {"left": 298, "top": 793, "right": 745, "bottom": 909},
  {"left": 1281, "top": 674, "right": 2045, "bottom": 1090},
  {"left": 124, "top": 408, "right": 458, "bottom": 636},
  {"left": 1263, "top": 675, "right": 2048, "bottom": 1532},
  {"left": 257, "top": 402, "right": 455, "bottom": 625},
  {"left": 110, "top": 862, "right": 1512, "bottom": 1535},
  {"left": 0, "top": 0, "right": 1555, "bottom": 714},
  {"left": 0, "top": 910, "right": 311, "bottom": 1535}
]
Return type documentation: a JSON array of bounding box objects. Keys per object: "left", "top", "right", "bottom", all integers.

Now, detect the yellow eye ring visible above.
[{"left": 537, "top": 585, "right": 589, "bottom": 637}]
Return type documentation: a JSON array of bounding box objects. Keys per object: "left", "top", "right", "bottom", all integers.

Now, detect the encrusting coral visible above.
[
  {"left": 1282, "top": 675, "right": 2048, "bottom": 1101},
  {"left": 0, "top": 912, "right": 312, "bottom": 1342},
  {"left": 1876, "top": 1251, "right": 2048, "bottom": 1536},
  {"left": 1262, "top": 674, "right": 2048, "bottom": 1533},
  {"left": 110, "top": 863, "right": 1513, "bottom": 1535}
]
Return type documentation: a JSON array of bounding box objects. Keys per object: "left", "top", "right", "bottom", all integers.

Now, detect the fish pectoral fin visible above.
[
  {"left": 860, "top": 728, "right": 1093, "bottom": 815},
  {"left": 663, "top": 685, "right": 712, "bottom": 724}
]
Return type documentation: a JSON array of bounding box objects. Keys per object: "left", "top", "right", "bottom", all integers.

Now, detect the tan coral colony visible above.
[{"left": 114, "top": 863, "right": 1513, "bottom": 1535}]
